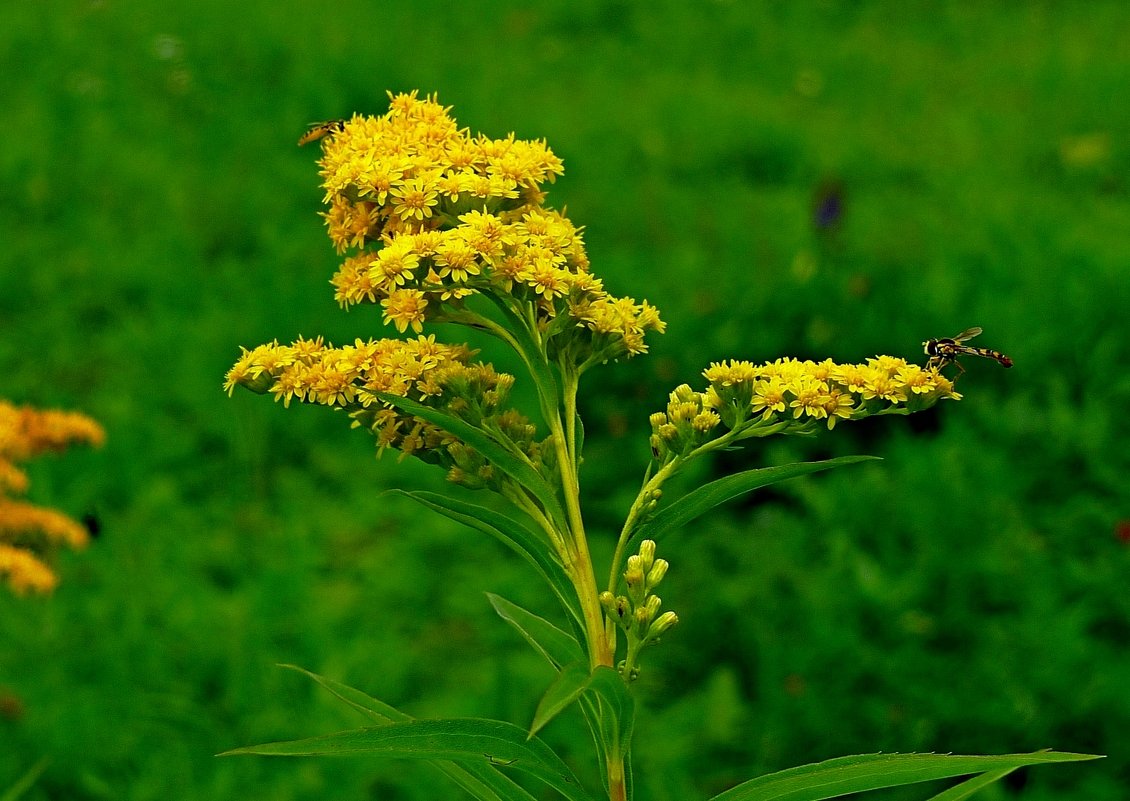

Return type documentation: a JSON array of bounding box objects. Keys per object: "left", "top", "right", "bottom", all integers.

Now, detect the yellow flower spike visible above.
[
  {"left": 0, "top": 399, "right": 103, "bottom": 595},
  {"left": 0, "top": 499, "right": 89, "bottom": 549},
  {"left": 0, "top": 544, "right": 58, "bottom": 595},
  {"left": 652, "top": 350, "right": 962, "bottom": 453},
  {"left": 0, "top": 459, "right": 29, "bottom": 494},
  {"left": 227, "top": 335, "right": 544, "bottom": 493}
]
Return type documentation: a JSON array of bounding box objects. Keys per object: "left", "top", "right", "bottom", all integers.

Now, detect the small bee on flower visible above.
[
  {"left": 923, "top": 327, "right": 1013, "bottom": 376},
  {"left": 298, "top": 119, "right": 347, "bottom": 147}
]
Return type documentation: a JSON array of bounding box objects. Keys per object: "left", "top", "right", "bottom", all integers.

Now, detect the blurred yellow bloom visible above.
[
  {"left": 0, "top": 399, "right": 104, "bottom": 595},
  {"left": 0, "top": 544, "right": 57, "bottom": 595}
]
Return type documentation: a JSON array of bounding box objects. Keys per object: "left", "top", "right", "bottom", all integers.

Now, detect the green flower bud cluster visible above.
[
  {"left": 648, "top": 384, "right": 724, "bottom": 463},
  {"left": 600, "top": 539, "right": 677, "bottom": 681}
]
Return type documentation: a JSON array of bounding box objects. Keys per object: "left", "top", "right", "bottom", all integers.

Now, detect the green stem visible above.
[
  {"left": 467, "top": 297, "right": 622, "bottom": 796},
  {"left": 562, "top": 363, "right": 580, "bottom": 467},
  {"left": 606, "top": 458, "right": 679, "bottom": 595},
  {"left": 495, "top": 301, "right": 610, "bottom": 670},
  {"left": 621, "top": 636, "right": 646, "bottom": 680},
  {"left": 501, "top": 484, "right": 571, "bottom": 560},
  {"left": 606, "top": 424, "right": 754, "bottom": 594}
]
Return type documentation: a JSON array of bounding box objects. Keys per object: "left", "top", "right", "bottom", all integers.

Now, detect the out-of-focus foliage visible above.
[{"left": 1, "top": 2, "right": 1127, "bottom": 799}]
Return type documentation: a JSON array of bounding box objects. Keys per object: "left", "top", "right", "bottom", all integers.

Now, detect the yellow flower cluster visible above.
[
  {"left": 0, "top": 400, "right": 104, "bottom": 594},
  {"left": 224, "top": 335, "right": 545, "bottom": 489},
  {"left": 315, "top": 91, "right": 664, "bottom": 363},
  {"left": 649, "top": 356, "right": 959, "bottom": 462}
]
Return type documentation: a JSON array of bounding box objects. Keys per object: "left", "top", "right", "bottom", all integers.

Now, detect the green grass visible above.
[{"left": 2, "top": 2, "right": 1128, "bottom": 799}]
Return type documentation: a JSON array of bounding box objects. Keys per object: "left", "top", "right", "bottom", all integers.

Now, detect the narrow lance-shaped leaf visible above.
[
  {"left": 527, "top": 664, "right": 635, "bottom": 747},
  {"left": 280, "top": 663, "right": 404, "bottom": 723},
  {"left": 638, "top": 456, "right": 880, "bottom": 545},
  {"left": 483, "top": 293, "right": 562, "bottom": 413},
  {"left": 277, "top": 665, "right": 539, "bottom": 801},
  {"left": 0, "top": 758, "right": 49, "bottom": 801},
  {"left": 586, "top": 666, "right": 635, "bottom": 758},
  {"left": 221, "top": 717, "right": 596, "bottom": 801},
  {"left": 487, "top": 592, "right": 584, "bottom": 669},
  {"left": 924, "top": 768, "right": 1016, "bottom": 801},
  {"left": 529, "top": 662, "right": 591, "bottom": 738},
  {"left": 707, "top": 751, "right": 1101, "bottom": 801},
  {"left": 372, "top": 391, "right": 569, "bottom": 531},
  {"left": 390, "top": 489, "right": 584, "bottom": 638}
]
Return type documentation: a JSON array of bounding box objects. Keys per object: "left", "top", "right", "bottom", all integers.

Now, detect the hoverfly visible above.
[
  {"left": 923, "top": 326, "right": 1013, "bottom": 375},
  {"left": 298, "top": 119, "right": 347, "bottom": 147}
]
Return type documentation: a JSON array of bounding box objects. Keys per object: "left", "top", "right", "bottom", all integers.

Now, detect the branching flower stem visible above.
[{"left": 606, "top": 425, "right": 747, "bottom": 597}]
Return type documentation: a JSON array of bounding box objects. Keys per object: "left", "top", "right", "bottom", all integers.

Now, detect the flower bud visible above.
[
  {"left": 634, "top": 605, "right": 652, "bottom": 637},
  {"left": 671, "top": 384, "right": 696, "bottom": 403},
  {"left": 637, "top": 539, "right": 656, "bottom": 573},
  {"left": 647, "top": 610, "right": 679, "bottom": 641},
  {"left": 599, "top": 590, "right": 617, "bottom": 612},
  {"left": 612, "top": 595, "right": 631, "bottom": 625},
  {"left": 646, "top": 558, "right": 668, "bottom": 589},
  {"left": 624, "top": 557, "right": 646, "bottom": 604}
]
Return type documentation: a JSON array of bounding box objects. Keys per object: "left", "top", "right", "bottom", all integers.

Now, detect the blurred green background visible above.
[{"left": 2, "top": 2, "right": 1128, "bottom": 799}]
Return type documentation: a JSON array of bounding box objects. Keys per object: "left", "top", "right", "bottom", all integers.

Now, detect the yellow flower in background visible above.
[{"left": 0, "top": 400, "right": 104, "bottom": 595}]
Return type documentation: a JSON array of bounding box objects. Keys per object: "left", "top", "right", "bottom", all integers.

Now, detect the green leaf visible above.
[
  {"left": 707, "top": 751, "right": 1101, "bottom": 801},
  {"left": 221, "top": 718, "right": 595, "bottom": 801},
  {"left": 487, "top": 592, "right": 584, "bottom": 669},
  {"left": 372, "top": 391, "right": 568, "bottom": 530},
  {"left": 279, "top": 665, "right": 538, "bottom": 801},
  {"left": 0, "top": 759, "right": 48, "bottom": 801},
  {"left": 924, "top": 768, "right": 1015, "bottom": 801},
  {"left": 391, "top": 489, "right": 583, "bottom": 635},
  {"left": 483, "top": 294, "right": 561, "bottom": 410},
  {"left": 279, "top": 664, "right": 405, "bottom": 724},
  {"left": 530, "top": 662, "right": 591, "bottom": 737},
  {"left": 439, "top": 763, "right": 539, "bottom": 801},
  {"left": 639, "top": 456, "right": 880, "bottom": 545},
  {"left": 586, "top": 666, "right": 635, "bottom": 754},
  {"left": 523, "top": 662, "right": 634, "bottom": 797}
]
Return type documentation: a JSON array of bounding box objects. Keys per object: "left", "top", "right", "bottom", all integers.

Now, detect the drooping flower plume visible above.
[
  {"left": 225, "top": 335, "right": 547, "bottom": 490},
  {"left": 0, "top": 400, "right": 104, "bottom": 594},
  {"left": 648, "top": 356, "right": 959, "bottom": 463}
]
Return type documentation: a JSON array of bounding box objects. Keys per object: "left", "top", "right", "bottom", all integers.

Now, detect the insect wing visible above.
[{"left": 950, "top": 326, "right": 983, "bottom": 343}]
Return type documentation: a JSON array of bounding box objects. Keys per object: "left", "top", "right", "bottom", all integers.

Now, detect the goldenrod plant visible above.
[
  {"left": 0, "top": 400, "right": 104, "bottom": 595},
  {"left": 223, "top": 92, "right": 1097, "bottom": 800}
]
